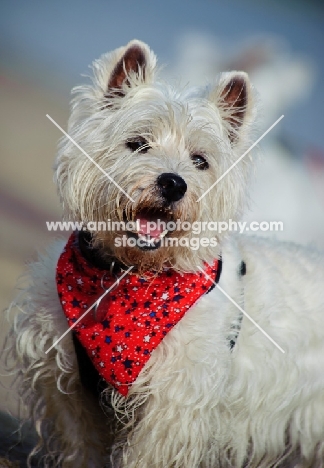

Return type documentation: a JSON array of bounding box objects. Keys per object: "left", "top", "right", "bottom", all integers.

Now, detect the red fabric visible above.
[{"left": 56, "top": 233, "right": 219, "bottom": 396}]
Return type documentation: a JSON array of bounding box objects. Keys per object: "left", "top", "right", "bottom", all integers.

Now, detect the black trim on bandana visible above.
[
  {"left": 72, "top": 333, "right": 106, "bottom": 398},
  {"left": 205, "top": 257, "right": 222, "bottom": 294},
  {"left": 229, "top": 311, "right": 244, "bottom": 350},
  {"left": 239, "top": 261, "right": 246, "bottom": 277},
  {"left": 229, "top": 260, "right": 246, "bottom": 351}
]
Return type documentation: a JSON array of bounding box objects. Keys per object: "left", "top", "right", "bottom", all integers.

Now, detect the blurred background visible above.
[{"left": 1, "top": 0, "right": 323, "bottom": 420}]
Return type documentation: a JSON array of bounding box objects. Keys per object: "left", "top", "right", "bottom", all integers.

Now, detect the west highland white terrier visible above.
[{"left": 8, "top": 40, "right": 324, "bottom": 468}]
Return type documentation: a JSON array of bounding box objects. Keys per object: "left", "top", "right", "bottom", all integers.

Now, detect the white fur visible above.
[{"left": 8, "top": 40, "right": 324, "bottom": 467}]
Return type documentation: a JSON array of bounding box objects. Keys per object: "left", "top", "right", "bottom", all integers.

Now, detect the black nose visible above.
[{"left": 157, "top": 173, "right": 187, "bottom": 203}]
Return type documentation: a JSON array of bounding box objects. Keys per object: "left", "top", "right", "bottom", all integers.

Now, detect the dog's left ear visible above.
[
  {"left": 210, "top": 71, "right": 255, "bottom": 145},
  {"left": 105, "top": 40, "right": 156, "bottom": 99}
]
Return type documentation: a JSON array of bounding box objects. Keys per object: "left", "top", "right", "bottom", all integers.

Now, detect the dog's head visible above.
[{"left": 55, "top": 40, "right": 256, "bottom": 273}]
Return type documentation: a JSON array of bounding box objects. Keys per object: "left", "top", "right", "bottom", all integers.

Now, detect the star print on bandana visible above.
[{"left": 56, "top": 233, "right": 219, "bottom": 396}]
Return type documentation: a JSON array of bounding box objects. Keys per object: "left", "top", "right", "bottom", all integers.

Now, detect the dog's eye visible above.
[
  {"left": 191, "top": 154, "right": 209, "bottom": 170},
  {"left": 126, "top": 138, "right": 149, "bottom": 153}
]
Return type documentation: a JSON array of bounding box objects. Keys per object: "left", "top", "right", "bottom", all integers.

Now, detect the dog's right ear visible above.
[
  {"left": 101, "top": 40, "right": 156, "bottom": 102},
  {"left": 209, "top": 71, "right": 256, "bottom": 146}
]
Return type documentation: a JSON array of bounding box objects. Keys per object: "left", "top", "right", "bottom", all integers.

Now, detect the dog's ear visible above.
[
  {"left": 210, "top": 72, "right": 255, "bottom": 145},
  {"left": 105, "top": 40, "right": 156, "bottom": 99}
]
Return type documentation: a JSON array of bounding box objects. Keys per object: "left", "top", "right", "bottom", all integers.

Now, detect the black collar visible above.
[
  {"left": 78, "top": 230, "right": 225, "bottom": 285},
  {"left": 78, "top": 230, "right": 129, "bottom": 276}
]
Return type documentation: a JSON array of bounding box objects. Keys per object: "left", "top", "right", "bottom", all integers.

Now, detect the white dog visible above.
[{"left": 8, "top": 40, "right": 324, "bottom": 467}]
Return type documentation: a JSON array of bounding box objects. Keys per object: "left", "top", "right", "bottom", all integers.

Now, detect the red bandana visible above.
[{"left": 56, "top": 233, "right": 219, "bottom": 396}]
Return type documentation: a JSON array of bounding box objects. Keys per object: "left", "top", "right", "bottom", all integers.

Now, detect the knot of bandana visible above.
[{"left": 56, "top": 233, "right": 219, "bottom": 396}]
